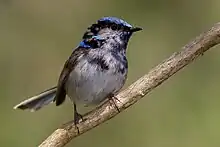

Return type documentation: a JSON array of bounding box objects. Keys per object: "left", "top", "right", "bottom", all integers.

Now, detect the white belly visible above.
[{"left": 65, "top": 59, "right": 126, "bottom": 105}]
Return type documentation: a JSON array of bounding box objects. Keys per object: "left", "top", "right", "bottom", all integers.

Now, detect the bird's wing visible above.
[{"left": 54, "top": 47, "right": 89, "bottom": 106}]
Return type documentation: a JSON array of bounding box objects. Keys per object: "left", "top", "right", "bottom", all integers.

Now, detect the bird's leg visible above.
[
  {"left": 73, "top": 103, "right": 83, "bottom": 134},
  {"left": 108, "top": 94, "right": 121, "bottom": 113}
]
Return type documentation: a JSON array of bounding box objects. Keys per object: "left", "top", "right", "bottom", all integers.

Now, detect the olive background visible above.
[{"left": 1, "top": 0, "right": 220, "bottom": 146}]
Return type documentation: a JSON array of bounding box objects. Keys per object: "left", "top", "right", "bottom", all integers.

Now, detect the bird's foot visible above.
[
  {"left": 74, "top": 111, "right": 83, "bottom": 134},
  {"left": 108, "top": 94, "right": 121, "bottom": 113}
]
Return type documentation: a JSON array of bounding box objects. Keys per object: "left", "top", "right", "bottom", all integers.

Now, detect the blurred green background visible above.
[{"left": 1, "top": 0, "right": 220, "bottom": 146}]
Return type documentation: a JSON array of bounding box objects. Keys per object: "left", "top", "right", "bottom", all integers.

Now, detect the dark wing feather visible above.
[{"left": 54, "top": 47, "right": 89, "bottom": 106}]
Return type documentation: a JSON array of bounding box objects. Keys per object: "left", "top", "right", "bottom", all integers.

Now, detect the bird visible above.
[{"left": 13, "top": 16, "right": 142, "bottom": 126}]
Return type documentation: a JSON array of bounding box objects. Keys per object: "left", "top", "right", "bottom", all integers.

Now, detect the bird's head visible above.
[{"left": 79, "top": 17, "right": 142, "bottom": 49}]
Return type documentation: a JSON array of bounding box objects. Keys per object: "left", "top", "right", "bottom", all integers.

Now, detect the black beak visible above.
[{"left": 130, "top": 27, "right": 142, "bottom": 32}]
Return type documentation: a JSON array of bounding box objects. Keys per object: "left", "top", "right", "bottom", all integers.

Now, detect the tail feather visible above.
[{"left": 13, "top": 87, "right": 57, "bottom": 112}]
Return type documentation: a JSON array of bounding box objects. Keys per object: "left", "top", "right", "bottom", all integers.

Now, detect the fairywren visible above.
[{"left": 14, "top": 17, "right": 142, "bottom": 124}]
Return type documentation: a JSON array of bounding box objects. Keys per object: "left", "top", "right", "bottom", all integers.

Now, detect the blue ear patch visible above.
[
  {"left": 79, "top": 35, "right": 105, "bottom": 49},
  {"left": 98, "top": 17, "right": 132, "bottom": 28},
  {"left": 79, "top": 40, "right": 91, "bottom": 48}
]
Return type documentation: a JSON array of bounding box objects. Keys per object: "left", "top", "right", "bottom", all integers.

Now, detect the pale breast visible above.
[{"left": 65, "top": 55, "right": 127, "bottom": 105}]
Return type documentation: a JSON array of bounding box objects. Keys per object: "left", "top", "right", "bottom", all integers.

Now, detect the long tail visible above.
[{"left": 13, "top": 87, "right": 57, "bottom": 112}]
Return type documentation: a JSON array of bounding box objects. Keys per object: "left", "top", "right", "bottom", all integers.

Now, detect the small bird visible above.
[{"left": 14, "top": 16, "right": 142, "bottom": 125}]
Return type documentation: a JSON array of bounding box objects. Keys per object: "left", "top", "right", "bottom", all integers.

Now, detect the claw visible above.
[
  {"left": 108, "top": 94, "right": 121, "bottom": 113},
  {"left": 73, "top": 103, "right": 83, "bottom": 134}
]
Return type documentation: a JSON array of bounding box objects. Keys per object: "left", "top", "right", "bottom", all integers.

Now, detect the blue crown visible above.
[{"left": 98, "top": 17, "right": 133, "bottom": 28}]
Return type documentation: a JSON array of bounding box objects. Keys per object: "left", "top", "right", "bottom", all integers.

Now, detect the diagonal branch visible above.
[{"left": 39, "top": 22, "right": 220, "bottom": 147}]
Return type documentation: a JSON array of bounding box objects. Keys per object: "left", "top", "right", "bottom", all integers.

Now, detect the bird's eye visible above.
[
  {"left": 94, "top": 26, "right": 100, "bottom": 32},
  {"left": 111, "top": 24, "right": 118, "bottom": 30}
]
